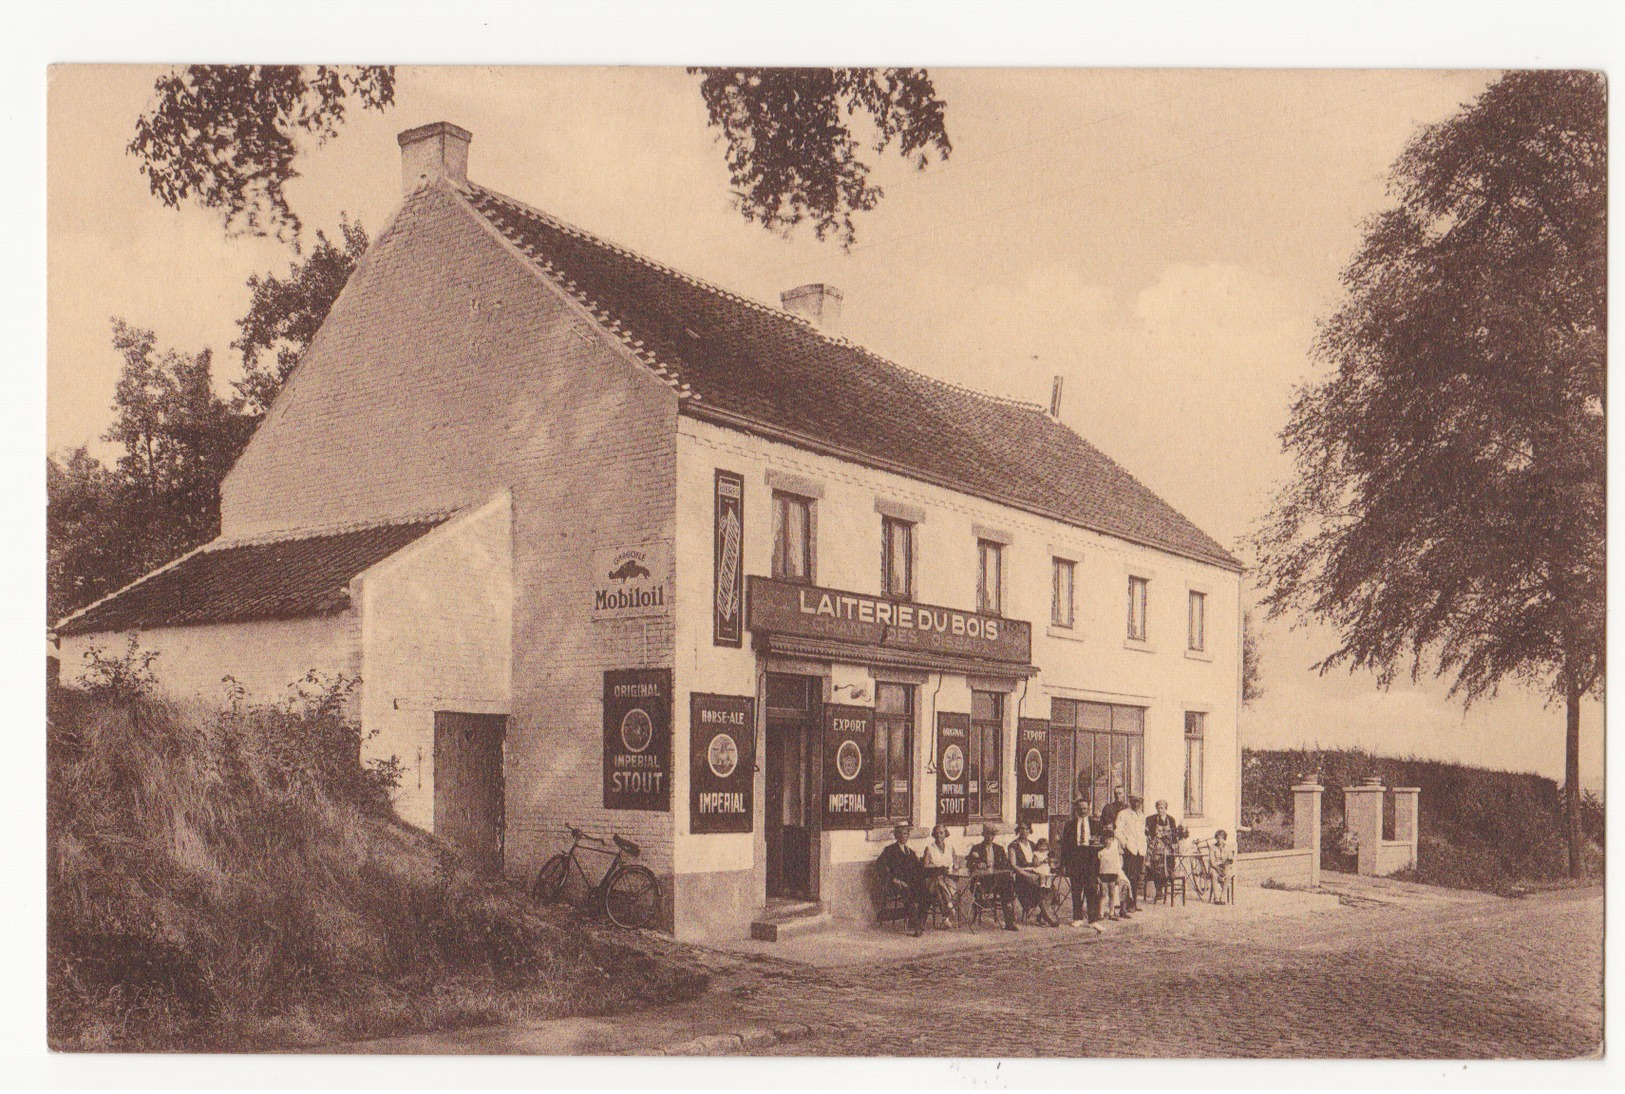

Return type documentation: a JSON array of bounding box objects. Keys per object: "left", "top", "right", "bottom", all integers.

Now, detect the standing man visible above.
[
  {"left": 1116, "top": 794, "right": 1148, "bottom": 912},
  {"left": 1057, "top": 797, "right": 1101, "bottom": 928},
  {"left": 877, "top": 822, "right": 928, "bottom": 936},
  {"left": 1100, "top": 786, "right": 1128, "bottom": 832}
]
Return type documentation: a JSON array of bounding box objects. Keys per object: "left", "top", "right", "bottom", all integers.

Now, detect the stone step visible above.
[{"left": 750, "top": 905, "right": 833, "bottom": 941}]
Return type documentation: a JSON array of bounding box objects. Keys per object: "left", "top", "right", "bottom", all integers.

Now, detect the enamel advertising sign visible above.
[
  {"left": 590, "top": 542, "right": 672, "bottom": 620},
  {"left": 690, "top": 692, "right": 755, "bottom": 834},
  {"left": 602, "top": 669, "right": 671, "bottom": 811},
  {"left": 935, "top": 712, "right": 971, "bottom": 823},
  {"left": 822, "top": 703, "right": 874, "bottom": 830}
]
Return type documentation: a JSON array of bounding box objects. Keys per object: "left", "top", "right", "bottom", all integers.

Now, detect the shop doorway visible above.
[
  {"left": 433, "top": 711, "right": 507, "bottom": 876},
  {"left": 764, "top": 673, "right": 820, "bottom": 901}
]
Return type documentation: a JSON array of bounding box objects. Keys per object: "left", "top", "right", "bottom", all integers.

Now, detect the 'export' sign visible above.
[{"left": 746, "top": 577, "right": 1032, "bottom": 665}]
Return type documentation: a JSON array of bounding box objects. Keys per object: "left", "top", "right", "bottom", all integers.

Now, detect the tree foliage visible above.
[
  {"left": 690, "top": 68, "right": 951, "bottom": 248},
  {"left": 1242, "top": 611, "right": 1264, "bottom": 708},
  {"left": 129, "top": 66, "right": 395, "bottom": 241},
  {"left": 1251, "top": 71, "right": 1604, "bottom": 872},
  {"left": 232, "top": 217, "right": 369, "bottom": 416}
]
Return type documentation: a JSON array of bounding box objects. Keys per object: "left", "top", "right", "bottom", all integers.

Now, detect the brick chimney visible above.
[
  {"left": 398, "top": 122, "right": 472, "bottom": 196},
  {"left": 781, "top": 283, "right": 843, "bottom": 333}
]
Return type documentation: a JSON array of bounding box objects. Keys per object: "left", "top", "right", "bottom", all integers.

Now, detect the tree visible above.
[
  {"left": 689, "top": 68, "right": 951, "bottom": 247},
  {"left": 233, "top": 216, "right": 369, "bottom": 416},
  {"left": 130, "top": 66, "right": 948, "bottom": 248},
  {"left": 129, "top": 65, "right": 395, "bottom": 241},
  {"left": 1242, "top": 612, "right": 1264, "bottom": 708},
  {"left": 1251, "top": 71, "right": 1604, "bottom": 877}
]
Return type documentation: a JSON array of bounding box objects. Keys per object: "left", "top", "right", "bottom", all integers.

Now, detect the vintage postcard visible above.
[{"left": 45, "top": 61, "right": 1604, "bottom": 1065}]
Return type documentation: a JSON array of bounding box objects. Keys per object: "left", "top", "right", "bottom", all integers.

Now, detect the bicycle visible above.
[{"left": 530, "top": 824, "right": 663, "bottom": 929}]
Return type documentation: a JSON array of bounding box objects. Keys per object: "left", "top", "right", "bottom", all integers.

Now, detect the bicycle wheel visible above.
[
  {"left": 603, "top": 864, "right": 661, "bottom": 928},
  {"left": 531, "top": 853, "right": 570, "bottom": 904},
  {"left": 1189, "top": 869, "right": 1213, "bottom": 902}
]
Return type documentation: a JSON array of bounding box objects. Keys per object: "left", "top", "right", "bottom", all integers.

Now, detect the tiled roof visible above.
[
  {"left": 55, "top": 516, "right": 450, "bottom": 636},
  {"left": 465, "top": 185, "right": 1239, "bottom": 571}
]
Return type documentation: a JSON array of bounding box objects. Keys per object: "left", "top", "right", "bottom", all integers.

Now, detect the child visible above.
[
  {"left": 1208, "top": 829, "right": 1235, "bottom": 903},
  {"left": 1031, "top": 837, "right": 1053, "bottom": 880},
  {"left": 1097, "top": 825, "right": 1127, "bottom": 920}
]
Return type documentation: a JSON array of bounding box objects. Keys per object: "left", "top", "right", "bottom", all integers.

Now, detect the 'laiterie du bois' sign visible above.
[
  {"left": 713, "top": 470, "right": 744, "bottom": 647},
  {"left": 603, "top": 669, "right": 671, "bottom": 811},
  {"left": 822, "top": 703, "right": 874, "bottom": 830},
  {"left": 746, "top": 576, "right": 1032, "bottom": 665},
  {"left": 589, "top": 542, "right": 671, "bottom": 619},
  {"left": 935, "top": 711, "right": 970, "bottom": 822},
  {"left": 690, "top": 692, "right": 754, "bottom": 834},
  {"left": 1016, "top": 717, "right": 1049, "bottom": 825}
]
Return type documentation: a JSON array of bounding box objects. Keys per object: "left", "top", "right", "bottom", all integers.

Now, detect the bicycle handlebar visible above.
[{"left": 566, "top": 824, "right": 615, "bottom": 848}]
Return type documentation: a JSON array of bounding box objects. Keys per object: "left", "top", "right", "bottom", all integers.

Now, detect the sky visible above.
[{"left": 47, "top": 65, "right": 1604, "bottom": 792}]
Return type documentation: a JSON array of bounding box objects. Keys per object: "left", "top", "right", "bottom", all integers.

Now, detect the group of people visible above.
[{"left": 877, "top": 789, "right": 1236, "bottom": 938}]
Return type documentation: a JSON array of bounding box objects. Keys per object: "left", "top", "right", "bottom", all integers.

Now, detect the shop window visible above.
[
  {"left": 772, "top": 492, "right": 814, "bottom": 583},
  {"left": 969, "top": 691, "right": 1004, "bottom": 821},
  {"left": 1127, "top": 575, "right": 1149, "bottom": 641},
  {"left": 1188, "top": 590, "right": 1206, "bottom": 652},
  {"left": 873, "top": 682, "right": 915, "bottom": 823},
  {"left": 1052, "top": 557, "right": 1075, "bottom": 628},
  {"left": 977, "top": 539, "right": 1003, "bottom": 616},
  {"left": 1048, "top": 698, "right": 1145, "bottom": 814},
  {"left": 1185, "top": 711, "right": 1206, "bottom": 817},
  {"left": 881, "top": 516, "right": 914, "bottom": 601}
]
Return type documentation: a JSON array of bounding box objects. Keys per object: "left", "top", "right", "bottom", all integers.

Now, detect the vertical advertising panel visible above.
[
  {"left": 603, "top": 669, "right": 672, "bottom": 811},
  {"left": 822, "top": 703, "right": 874, "bottom": 830},
  {"left": 689, "top": 692, "right": 755, "bottom": 833},
  {"left": 713, "top": 469, "right": 744, "bottom": 647},
  {"left": 1017, "top": 717, "right": 1049, "bottom": 825},
  {"left": 935, "top": 711, "right": 970, "bottom": 824}
]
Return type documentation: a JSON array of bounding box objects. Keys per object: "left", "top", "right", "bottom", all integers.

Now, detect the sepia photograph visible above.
[{"left": 29, "top": 6, "right": 1612, "bottom": 1080}]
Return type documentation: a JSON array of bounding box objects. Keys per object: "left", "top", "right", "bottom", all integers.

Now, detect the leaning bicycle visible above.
[{"left": 530, "top": 824, "right": 663, "bottom": 929}]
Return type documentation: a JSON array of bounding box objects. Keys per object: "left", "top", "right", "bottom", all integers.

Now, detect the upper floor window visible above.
[
  {"left": 1188, "top": 590, "right": 1207, "bottom": 652},
  {"left": 772, "top": 492, "right": 814, "bottom": 583},
  {"left": 1052, "top": 558, "right": 1076, "bottom": 628},
  {"left": 977, "top": 540, "right": 1003, "bottom": 616},
  {"left": 881, "top": 516, "right": 915, "bottom": 601},
  {"left": 1127, "top": 575, "right": 1149, "bottom": 641}
]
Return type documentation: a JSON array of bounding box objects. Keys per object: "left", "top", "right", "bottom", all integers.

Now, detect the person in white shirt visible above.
[
  {"left": 1115, "top": 795, "right": 1148, "bottom": 912},
  {"left": 1096, "top": 827, "right": 1127, "bottom": 920},
  {"left": 920, "top": 824, "right": 956, "bottom": 925}
]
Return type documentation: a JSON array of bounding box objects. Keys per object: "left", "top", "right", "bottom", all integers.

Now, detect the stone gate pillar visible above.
[
  {"left": 1391, "top": 786, "right": 1420, "bottom": 871},
  {"left": 1292, "top": 782, "right": 1324, "bottom": 886},
  {"left": 1343, "top": 776, "right": 1386, "bottom": 876}
]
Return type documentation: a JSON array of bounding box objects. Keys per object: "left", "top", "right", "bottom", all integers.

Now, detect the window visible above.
[
  {"left": 969, "top": 691, "right": 1005, "bottom": 820},
  {"left": 1048, "top": 699, "right": 1145, "bottom": 816},
  {"left": 872, "top": 683, "right": 915, "bottom": 823},
  {"left": 1185, "top": 712, "right": 1206, "bottom": 816},
  {"left": 771, "top": 492, "right": 813, "bottom": 583},
  {"left": 881, "top": 516, "right": 914, "bottom": 600},
  {"left": 1127, "top": 575, "right": 1149, "bottom": 641},
  {"left": 1051, "top": 558, "right": 1076, "bottom": 628},
  {"left": 977, "top": 540, "right": 1003, "bottom": 616},
  {"left": 1188, "top": 590, "right": 1206, "bottom": 652}
]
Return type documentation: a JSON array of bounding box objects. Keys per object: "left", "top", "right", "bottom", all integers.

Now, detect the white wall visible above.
[
  {"left": 56, "top": 614, "right": 361, "bottom": 709},
  {"left": 357, "top": 493, "right": 513, "bottom": 831},
  {"left": 672, "top": 415, "right": 1242, "bottom": 880}
]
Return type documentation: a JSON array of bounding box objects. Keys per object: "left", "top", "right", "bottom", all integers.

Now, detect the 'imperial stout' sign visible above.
[
  {"left": 602, "top": 669, "right": 671, "bottom": 811},
  {"left": 689, "top": 692, "right": 754, "bottom": 833},
  {"left": 1017, "top": 718, "right": 1049, "bottom": 825},
  {"left": 590, "top": 542, "right": 672, "bottom": 619},
  {"left": 936, "top": 711, "right": 971, "bottom": 821},
  {"left": 822, "top": 703, "right": 874, "bottom": 830},
  {"left": 746, "top": 577, "right": 1033, "bottom": 665},
  {"left": 713, "top": 470, "right": 744, "bottom": 647}
]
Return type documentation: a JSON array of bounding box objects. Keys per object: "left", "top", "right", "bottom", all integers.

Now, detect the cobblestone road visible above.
[{"left": 709, "top": 885, "right": 1603, "bottom": 1059}]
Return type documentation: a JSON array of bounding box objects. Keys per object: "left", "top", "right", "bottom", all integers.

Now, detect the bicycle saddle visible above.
[{"left": 614, "top": 834, "right": 641, "bottom": 856}]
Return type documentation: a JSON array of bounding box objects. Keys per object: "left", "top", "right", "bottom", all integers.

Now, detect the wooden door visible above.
[
  {"left": 433, "top": 712, "right": 507, "bottom": 875},
  {"left": 764, "top": 673, "right": 819, "bottom": 900}
]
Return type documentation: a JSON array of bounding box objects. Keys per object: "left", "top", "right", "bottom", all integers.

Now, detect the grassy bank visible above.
[
  {"left": 47, "top": 673, "right": 706, "bottom": 1052},
  {"left": 1241, "top": 747, "right": 1603, "bottom": 896}
]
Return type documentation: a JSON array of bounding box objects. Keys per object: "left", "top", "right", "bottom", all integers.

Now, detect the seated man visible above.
[
  {"left": 876, "top": 822, "right": 929, "bottom": 936},
  {"left": 1207, "top": 829, "right": 1236, "bottom": 902},
  {"left": 1007, "top": 822, "right": 1060, "bottom": 926},
  {"left": 965, "top": 823, "right": 1018, "bottom": 931}
]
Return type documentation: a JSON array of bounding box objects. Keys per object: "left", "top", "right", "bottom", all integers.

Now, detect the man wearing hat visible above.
[
  {"left": 876, "top": 822, "right": 928, "bottom": 936},
  {"left": 1057, "top": 796, "right": 1101, "bottom": 926},
  {"left": 1117, "top": 794, "right": 1148, "bottom": 912},
  {"left": 965, "top": 823, "right": 1018, "bottom": 930}
]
